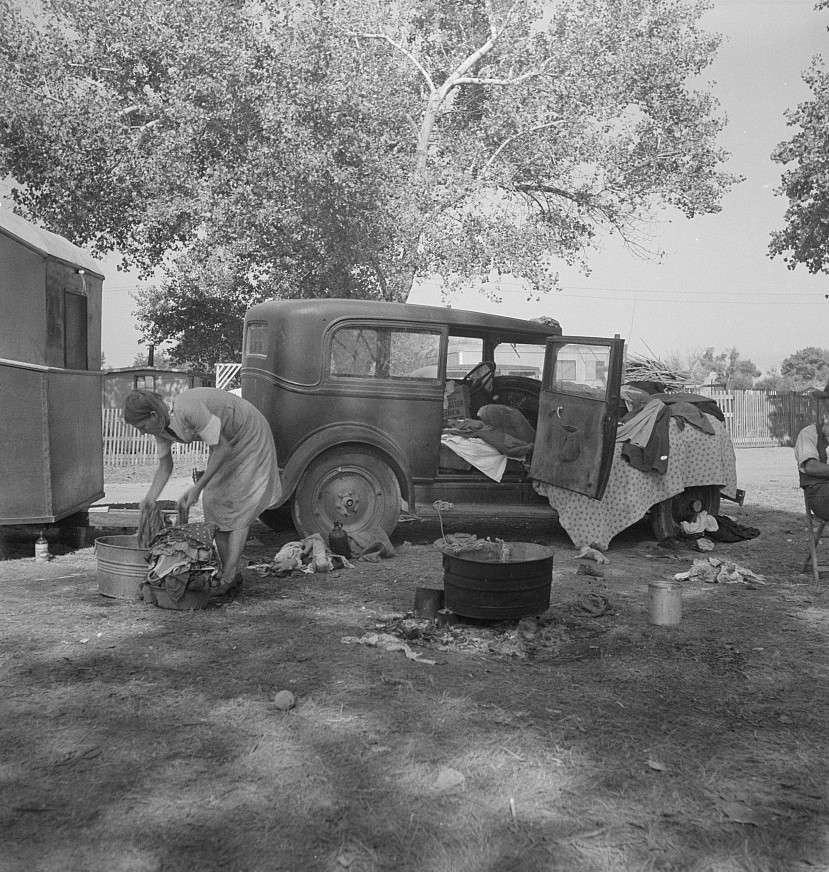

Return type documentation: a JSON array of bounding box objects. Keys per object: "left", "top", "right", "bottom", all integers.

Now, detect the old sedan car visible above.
[{"left": 241, "top": 298, "right": 628, "bottom": 540}]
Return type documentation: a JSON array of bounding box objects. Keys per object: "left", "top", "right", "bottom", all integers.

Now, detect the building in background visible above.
[{"left": 102, "top": 367, "right": 215, "bottom": 409}]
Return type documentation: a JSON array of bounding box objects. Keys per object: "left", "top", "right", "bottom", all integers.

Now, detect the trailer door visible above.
[{"left": 530, "top": 336, "right": 624, "bottom": 500}]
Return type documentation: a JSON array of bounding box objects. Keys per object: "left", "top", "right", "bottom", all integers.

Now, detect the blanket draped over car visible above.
[{"left": 533, "top": 415, "right": 738, "bottom": 550}]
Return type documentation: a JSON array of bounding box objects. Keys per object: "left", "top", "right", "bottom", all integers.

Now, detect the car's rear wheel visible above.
[
  {"left": 291, "top": 447, "right": 402, "bottom": 541},
  {"left": 650, "top": 485, "right": 721, "bottom": 541}
]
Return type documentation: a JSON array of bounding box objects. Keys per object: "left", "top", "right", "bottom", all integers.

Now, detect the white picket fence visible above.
[
  {"left": 102, "top": 408, "right": 209, "bottom": 467},
  {"left": 696, "top": 388, "right": 814, "bottom": 448}
]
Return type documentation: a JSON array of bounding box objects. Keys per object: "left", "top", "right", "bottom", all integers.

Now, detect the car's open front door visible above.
[{"left": 530, "top": 335, "right": 625, "bottom": 500}]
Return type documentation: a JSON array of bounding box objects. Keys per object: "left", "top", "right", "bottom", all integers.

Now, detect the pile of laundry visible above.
[
  {"left": 674, "top": 556, "right": 766, "bottom": 586},
  {"left": 616, "top": 391, "right": 726, "bottom": 474},
  {"left": 140, "top": 523, "right": 220, "bottom": 604},
  {"left": 434, "top": 533, "right": 510, "bottom": 560},
  {"left": 248, "top": 533, "right": 347, "bottom": 576},
  {"left": 249, "top": 528, "right": 397, "bottom": 578},
  {"left": 440, "top": 404, "right": 536, "bottom": 483},
  {"left": 708, "top": 515, "right": 761, "bottom": 542}
]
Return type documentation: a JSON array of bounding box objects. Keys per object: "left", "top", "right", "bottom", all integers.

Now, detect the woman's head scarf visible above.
[{"left": 123, "top": 390, "right": 170, "bottom": 427}]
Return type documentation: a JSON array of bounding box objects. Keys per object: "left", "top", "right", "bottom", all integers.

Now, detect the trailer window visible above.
[
  {"left": 135, "top": 374, "right": 157, "bottom": 391},
  {"left": 245, "top": 321, "right": 268, "bottom": 357},
  {"left": 64, "top": 291, "right": 87, "bottom": 369},
  {"left": 331, "top": 327, "right": 441, "bottom": 380}
]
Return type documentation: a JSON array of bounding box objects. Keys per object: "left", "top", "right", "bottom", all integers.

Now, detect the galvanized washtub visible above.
[
  {"left": 437, "top": 540, "right": 554, "bottom": 620},
  {"left": 95, "top": 534, "right": 149, "bottom": 599}
]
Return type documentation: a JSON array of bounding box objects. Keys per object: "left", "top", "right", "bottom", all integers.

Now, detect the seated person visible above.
[{"left": 794, "top": 381, "right": 829, "bottom": 520}]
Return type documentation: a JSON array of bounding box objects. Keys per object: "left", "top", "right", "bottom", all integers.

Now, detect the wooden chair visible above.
[{"left": 803, "top": 493, "right": 828, "bottom": 582}]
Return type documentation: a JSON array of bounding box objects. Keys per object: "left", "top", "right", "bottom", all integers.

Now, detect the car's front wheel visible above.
[
  {"left": 650, "top": 485, "right": 721, "bottom": 541},
  {"left": 291, "top": 447, "right": 402, "bottom": 541}
]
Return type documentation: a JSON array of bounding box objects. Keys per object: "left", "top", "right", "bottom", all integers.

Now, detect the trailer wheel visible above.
[
  {"left": 291, "top": 448, "right": 401, "bottom": 541},
  {"left": 650, "top": 485, "right": 721, "bottom": 542}
]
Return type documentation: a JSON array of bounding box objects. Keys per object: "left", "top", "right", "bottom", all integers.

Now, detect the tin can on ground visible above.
[
  {"left": 648, "top": 580, "right": 682, "bottom": 626},
  {"left": 413, "top": 587, "right": 444, "bottom": 619}
]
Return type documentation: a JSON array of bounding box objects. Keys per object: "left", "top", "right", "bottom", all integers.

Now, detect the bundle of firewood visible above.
[{"left": 623, "top": 354, "right": 689, "bottom": 393}]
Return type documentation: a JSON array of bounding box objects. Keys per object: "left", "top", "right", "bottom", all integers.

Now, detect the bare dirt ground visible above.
[{"left": 1, "top": 448, "right": 827, "bottom": 872}]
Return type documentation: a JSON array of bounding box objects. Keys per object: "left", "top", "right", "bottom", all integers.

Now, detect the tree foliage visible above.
[
  {"left": 675, "top": 347, "right": 759, "bottom": 389},
  {"left": 780, "top": 346, "right": 829, "bottom": 390},
  {"left": 1, "top": 0, "right": 737, "bottom": 365},
  {"left": 130, "top": 348, "right": 174, "bottom": 369},
  {"left": 769, "top": 1, "right": 829, "bottom": 273}
]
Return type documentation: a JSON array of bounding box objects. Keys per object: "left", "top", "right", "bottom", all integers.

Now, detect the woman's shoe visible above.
[{"left": 214, "top": 573, "right": 244, "bottom": 600}]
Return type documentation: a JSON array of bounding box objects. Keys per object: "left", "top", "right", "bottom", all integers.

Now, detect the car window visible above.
[
  {"left": 330, "top": 327, "right": 442, "bottom": 380},
  {"left": 553, "top": 343, "right": 610, "bottom": 399},
  {"left": 447, "top": 336, "right": 484, "bottom": 374},
  {"left": 494, "top": 342, "right": 545, "bottom": 379}
]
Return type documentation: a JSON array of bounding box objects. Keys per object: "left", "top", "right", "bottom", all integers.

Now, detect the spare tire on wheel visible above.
[
  {"left": 291, "top": 447, "right": 401, "bottom": 541},
  {"left": 650, "top": 485, "right": 721, "bottom": 542}
]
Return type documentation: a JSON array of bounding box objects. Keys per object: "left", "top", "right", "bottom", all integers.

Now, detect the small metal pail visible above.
[
  {"left": 648, "top": 580, "right": 682, "bottom": 626},
  {"left": 413, "top": 587, "right": 444, "bottom": 619}
]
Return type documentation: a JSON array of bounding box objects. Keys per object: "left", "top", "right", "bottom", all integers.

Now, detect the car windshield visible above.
[{"left": 494, "top": 343, "right": 545, "bottom": 379}]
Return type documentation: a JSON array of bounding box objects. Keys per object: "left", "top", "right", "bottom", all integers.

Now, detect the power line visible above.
[
  {"left": 541, "top": 293, "right": 824, "bottom": 305},
  {"left": 495, "top": 284, "right": 826, "bottom": 299},
  {"left": 556, "top": 285, "right": 823, "bottom": 298}
]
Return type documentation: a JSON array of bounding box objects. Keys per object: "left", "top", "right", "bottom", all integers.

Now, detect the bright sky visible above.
[{"left": 5, "top": 0, "right": 828, "bottom": 372}]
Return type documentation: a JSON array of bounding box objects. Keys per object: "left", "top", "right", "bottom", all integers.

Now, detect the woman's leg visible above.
[{"left": 213, "top": 527, "right": 249, "bottom": 590}]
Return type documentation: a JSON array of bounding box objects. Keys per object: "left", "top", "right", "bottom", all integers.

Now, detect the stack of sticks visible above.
[{"left": 623, "top": 354, "right": 690, "bottom": 393}]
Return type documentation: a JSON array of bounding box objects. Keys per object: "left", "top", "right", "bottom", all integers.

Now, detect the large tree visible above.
[
  {"left": 780, "top": 346, "right": 829, "bottom": 390},
  {"left": 674, "top": 346, "right": 759, "bottom": 389},
  {"left": 769, "top": 1, "right": 829, "bottom": 273},
  {"left": 1, "top": 0, "right": 737, "bottom": 365}
]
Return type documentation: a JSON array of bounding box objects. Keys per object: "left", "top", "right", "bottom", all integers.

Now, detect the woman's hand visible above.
[{"left": 177, "top": 486, "right": 200, "bottom": 515}]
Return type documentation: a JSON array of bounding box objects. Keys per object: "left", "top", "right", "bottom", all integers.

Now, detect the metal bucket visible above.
[
  {"left": 441, "top": 542, "right": 554, "bottom": 620},
  {"left": 413, "top": 587, "right": 444, "bottom": 619},
  {"left": 95, "top": 534, "right": 149, "bottom": 599},
  {"left": 648, "top": 579, "right": 682, "bottom": 625}
]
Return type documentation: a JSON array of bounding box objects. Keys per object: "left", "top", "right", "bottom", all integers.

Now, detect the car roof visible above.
[{"left": 245, "top": 298, "right": 561, "bottom": 339}]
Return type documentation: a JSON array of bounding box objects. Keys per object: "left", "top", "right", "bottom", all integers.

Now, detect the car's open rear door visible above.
[{"left": 530, "top": 336, "right": 625, "bottom": 500}]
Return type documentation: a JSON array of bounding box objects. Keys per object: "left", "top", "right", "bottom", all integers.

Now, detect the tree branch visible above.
[
  {"left": 346, "top": 30, "right": 436, "bottom": 93},
  {"left": 454, "top": 67, "right": 546, "bottom": 87},
  {"left": 514, "top": 183, "right": 591, "bottom": 205},
  {"left": 483, "top": 0, "right": 526, "bottom": 43},
  {"left": 483, "top": 120, "right": 564, "bottom": 172}
]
